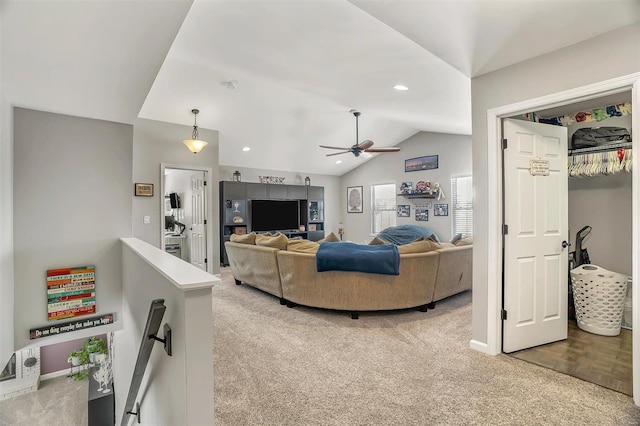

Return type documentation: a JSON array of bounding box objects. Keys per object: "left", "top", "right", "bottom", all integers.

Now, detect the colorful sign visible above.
[{"left": 46, "top": 265, "right": 96, "bottom": 321}]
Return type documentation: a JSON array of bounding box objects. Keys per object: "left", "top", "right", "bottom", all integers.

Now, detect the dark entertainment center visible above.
[{"left": 219, "top": 181, "right": 325, "bottom": 265}]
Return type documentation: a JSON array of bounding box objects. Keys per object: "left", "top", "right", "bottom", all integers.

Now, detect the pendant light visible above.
[{"left": 183, "top": 109, "right": 208, "bottom": 154}]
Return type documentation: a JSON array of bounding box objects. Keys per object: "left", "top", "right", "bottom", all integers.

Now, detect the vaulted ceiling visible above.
[{"left": 3, "top": 0, "right": 639, "bottom": 175}]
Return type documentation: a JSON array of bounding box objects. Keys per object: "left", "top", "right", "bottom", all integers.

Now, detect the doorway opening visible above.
[
  {"left": 484, "top": 72, "right": 640, "bottom": 404},
  {"left": 160, "top": 164, "right": 213, "bottom": 273},
  {"left": 501, "top": 92, "right": 633, "bottom": 395}
]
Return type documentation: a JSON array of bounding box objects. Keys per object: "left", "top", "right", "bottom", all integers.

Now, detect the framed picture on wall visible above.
[
  {"left": 415, "top": 209, "right": 429, "bottom": 221},
  {"left": 134, "top": 183, "right": 154, "bottom": 197},
  {"left": 434, "top": 204, "right": 449, "bottom": 216},
  {"left": 397, "top": 205, "right": 410, "bottom": 217},
  {"left": 347, "top": 186, "right": 363, "bottom": 213},
  {"left": 405, "top": 155, "right": 438, "bottom": 172}
]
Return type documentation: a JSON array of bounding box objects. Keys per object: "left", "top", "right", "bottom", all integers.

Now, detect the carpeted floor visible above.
[
  {"left": 1, "top": 267, "right": 639, "bottom": 425},
  {"left": 213, "top": 267, "right": 640, "bottom": 425}
]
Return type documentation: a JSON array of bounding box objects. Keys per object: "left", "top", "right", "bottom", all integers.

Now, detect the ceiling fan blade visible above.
[
  {"left": 320, "top": 145, "right": 352, "bottom": 150},
  {"left": 357, "top": 140, "right": 374, "bottom": 150},
  {"left": 326, "top": 150, "right": 351, "bottom": 157},
  {"left": 364, "top": 147, "right": 401, "bottom": 153}
]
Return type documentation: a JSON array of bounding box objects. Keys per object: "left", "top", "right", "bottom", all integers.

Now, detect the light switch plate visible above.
[{"left": 143, "top": 216, "right": 150, "bottom": 224}]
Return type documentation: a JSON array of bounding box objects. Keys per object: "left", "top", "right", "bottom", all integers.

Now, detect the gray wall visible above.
[
  {"left": 219, "top": 166, "right": 342, "bottom": 236},
  {"left": 471, "top": 23, "right": 640, "bottom": 346},
  {"left": 341, "top": 131, "right": 472, "bottom": 245},
  {"left": 1, "top": 97, "right": 15, "bottom": 364},
  {"left": 133, "top": 118, "right": 220, "bottom": 274},
  {"left": 13, "top": 108, "right": 132, "bottom": 349}
]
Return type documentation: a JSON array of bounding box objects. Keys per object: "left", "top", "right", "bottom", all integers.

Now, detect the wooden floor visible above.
[{"left": 510, "top": 321, "right": 632, "bottom": 396}]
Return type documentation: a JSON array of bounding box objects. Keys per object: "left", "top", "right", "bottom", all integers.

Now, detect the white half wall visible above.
[
  {"left": 13, "top": 108, "right": 132, "bottom": 349},
  {"left": 340, "top": 131, "right": 472, "bottom": 245},
  {"left": 470, "top": 22, "right": 640, "bottom": 347},
  {"left": 116, "top": 238, "right": 216, "bottom": 426}
]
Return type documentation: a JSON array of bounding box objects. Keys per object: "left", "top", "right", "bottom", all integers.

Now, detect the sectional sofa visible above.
[{"left": 224, "top": 233, "right": 472, "bottom": 318}]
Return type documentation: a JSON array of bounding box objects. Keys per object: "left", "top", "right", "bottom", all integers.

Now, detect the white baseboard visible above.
[
  {"left": 40, "top": 369, "right": 71, "bottom": 381},
  {"left": 469, "top": 339, "right": 498, "bottom": 355}
]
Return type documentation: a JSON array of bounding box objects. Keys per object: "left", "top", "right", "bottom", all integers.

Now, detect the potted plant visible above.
[
  {"left": 67, "top": 350, "right": 83, "bottom": 367},
  {"left": 83, "top": 336, "right": 108, "bottom": 364}
]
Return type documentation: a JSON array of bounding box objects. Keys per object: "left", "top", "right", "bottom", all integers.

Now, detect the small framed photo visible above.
[
  {"left": 415, "top": 208, "right": 429, "bottom": 221},
  {"left": 347, "top": 186, "right": 363, "bottom": 213},
  {"left": 397, "top": 205, "right": 410, "bottom": 217},
  {"left": 309, "top": 224, "right": 317, "bottom": 231},
  {"left": 405, "top": 155, "right": 438, "bottom": 172},
  {"left": 434, "top": 204, "right": 449, "bottom": 216},
  {"left": 134, "top": 183, "right": 154, "bottom": 197}
]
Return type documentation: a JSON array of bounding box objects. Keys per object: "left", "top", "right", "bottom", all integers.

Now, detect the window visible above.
[
  {"left": 451, "top": 176, "right": 473, "bottom": 237},
  {"left": 371, "top": 183, "right": 396, "bottom": 234}
]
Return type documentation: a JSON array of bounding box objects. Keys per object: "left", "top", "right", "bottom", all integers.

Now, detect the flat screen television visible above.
[{"left": 251, "top": 200, "right": 299, "bottom": 232}]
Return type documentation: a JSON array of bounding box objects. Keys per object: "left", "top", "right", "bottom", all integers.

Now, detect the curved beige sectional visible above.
[{"left": 224, "top": 241, "right": 472, "bottom": 317}]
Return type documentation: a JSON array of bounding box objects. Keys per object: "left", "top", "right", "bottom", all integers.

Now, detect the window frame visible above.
[{"left": 370, "top": 183, "right": 397, "bottom": 235}]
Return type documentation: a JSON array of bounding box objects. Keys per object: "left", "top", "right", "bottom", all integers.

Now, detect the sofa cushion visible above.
[
  {"left": 397, "top": 238, "right": 441, "bottom": 254},
  {"left": 368, "top": 236, "right": 389, "bottom": 245},
  {"left": 230, "top": 232, "right": 256, "bottom": 245},
  {"left": 438, "top": 242, "right": 456, "bottom": 249},
  {"left": 287, "top": 239, "right": 320, "bottom": 253},
  {"left": 319, "top": 232, "right": 340, "bottom": 243},
  {"left": 455, "top": 236, "right": 473, "bottom": 246},
  {"left": 255, "top": 232, "right": 288, "bottom": 250}
]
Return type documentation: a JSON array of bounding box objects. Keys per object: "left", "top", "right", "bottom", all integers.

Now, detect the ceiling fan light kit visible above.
[
  {"left": 183, "top": 109, "right": 208, "bottom": 154},
  {"left": 319, "top": 110, "right": 400, "bottom": 158}
]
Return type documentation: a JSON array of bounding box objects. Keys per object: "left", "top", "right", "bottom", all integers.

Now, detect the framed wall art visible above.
[
  {"left": 415, "top": 209, "right": 429, "bottom": 221},
  {"left": 134, "top": 183, "right": 154, "bottom": 197},
  {"left": 397, "top": 205, "right": 410, "bottom": 217},
  {"left": 405, "top": 155, "right": 438, "bottom": 172},
  {"left": 347, "top": 186, "right": 363, "bottom": 213},
  {"left": 434, "top": 203, "right": 449, "bottom": 216}
]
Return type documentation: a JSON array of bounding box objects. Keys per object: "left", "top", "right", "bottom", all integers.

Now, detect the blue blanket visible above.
[
  {"left": 316, "top": 242, "right": 399, "bottom": 275},
  {"left": 377, "top": 225, "right": 439, "bottom": 245}
]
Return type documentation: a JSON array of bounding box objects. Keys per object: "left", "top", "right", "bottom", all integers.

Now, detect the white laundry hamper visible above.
[{"left": 570, "top": 264, "right": 628, "bottom": 336}]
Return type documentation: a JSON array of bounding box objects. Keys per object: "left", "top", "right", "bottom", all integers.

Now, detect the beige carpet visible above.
[{"left": 213, "top": 267, "right": 640, "bottom": 425}]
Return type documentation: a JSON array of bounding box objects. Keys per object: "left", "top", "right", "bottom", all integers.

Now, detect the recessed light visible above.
[
  {"left": 242, "top": 147, "right": 250, "bottom": 152},
  {"left": 336, "top": 160, "right": 342, "bottom": 164},
  {"left": 393, "top": 84, "right": 409, "bottom": 91}
]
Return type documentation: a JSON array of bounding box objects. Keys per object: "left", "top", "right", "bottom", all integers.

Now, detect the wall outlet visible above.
[{"left": 143, "top": 216, "right": 150, "bottom": 224}]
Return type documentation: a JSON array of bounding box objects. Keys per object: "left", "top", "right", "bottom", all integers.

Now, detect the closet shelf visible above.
[{"left": 568, "top": 140, "right": 632, "bottom": 156}]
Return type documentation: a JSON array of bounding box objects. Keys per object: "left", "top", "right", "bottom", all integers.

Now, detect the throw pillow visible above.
[
  {"left": 398, "top": 239, "right": 441, "bottom": 254},
  {"left": 319, "top": 232, "right": 340, "bottom": 243},
  {"left": 255, "top": 232, "right": 288, "bottom": 250},
  {"left": 368, "top": 236, "right": 389, "bottom": 245},
  {"left": 450, "top": 233, "right": 463, "bottom": 244},
  {"left": 230, "top": 232, "right": 256, "bottom": 245},
  {"left": 287, "top": 239, "right": 320, "bottom": 253},
  {"left": 455, "top": 236, "right": 473, "bottom": 246}
]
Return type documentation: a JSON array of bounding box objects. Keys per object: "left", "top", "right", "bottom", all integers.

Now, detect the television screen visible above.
[
  {"left": 169, "top": 193, "right": 180, "bottom": 208},
  {"left": 251, "top": 200, "right": 299, "bottom": 232}
]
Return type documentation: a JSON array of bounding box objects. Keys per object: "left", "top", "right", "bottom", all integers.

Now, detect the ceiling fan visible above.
[{"left": 320, "top": 110, "right": 401, "bottom": 158}]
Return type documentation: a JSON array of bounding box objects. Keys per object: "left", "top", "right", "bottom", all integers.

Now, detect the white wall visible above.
[
  {"left": 116, "top": 238, "right": 215, "bottom": 426},
  {"left": 133, "top": 118, "right": 220, "bottom": 274},
  {"left": 219, "top": 166, "right": 342, "bottom": 236},
  {"left": 340, "top": 131, "right": 472, "bottom": 245},
  {"left": 13, "top": 108, "right": 132, "bottom": 349},
  {"left": 470, "top": 23, "right": 640, "bottom": 347}
]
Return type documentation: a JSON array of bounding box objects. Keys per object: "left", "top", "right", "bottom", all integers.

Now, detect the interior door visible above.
[
  {"left": 503, "top": 118, "right": 569, "bottom": 353},
  {"left": 190, "top": 172, "right": 207, "bottom": 271}
]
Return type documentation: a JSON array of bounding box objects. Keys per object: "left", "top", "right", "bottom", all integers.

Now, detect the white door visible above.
[
  {"left": 190, "top": 173, "right": 207, "bottom": 271},
  {"left": 503, "top": 119, "right": 569, "bottom": 353}
]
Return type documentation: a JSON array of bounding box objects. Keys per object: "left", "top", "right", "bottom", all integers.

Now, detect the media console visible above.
[{"left": 219, "top": 181, "right": 325, "bottom": 265}]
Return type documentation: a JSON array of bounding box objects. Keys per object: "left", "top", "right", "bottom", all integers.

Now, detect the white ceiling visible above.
[{"left": 3, "top": 0, "right": 639, "bottom": 176}]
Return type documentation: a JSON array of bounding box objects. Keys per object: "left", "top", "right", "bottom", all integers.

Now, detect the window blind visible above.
[
  {"left": 371, "top": 183, "right": 396, "bottom": 234},
  {"left": 451, "top": 176, "right": 473, "bottom": 237}
]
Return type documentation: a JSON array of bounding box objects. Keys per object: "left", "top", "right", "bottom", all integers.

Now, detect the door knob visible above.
[{"left": 562, "top": 240, "right": 571, "bottom": 249}]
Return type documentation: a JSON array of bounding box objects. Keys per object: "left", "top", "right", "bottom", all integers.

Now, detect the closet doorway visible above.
[{"left": 503, "top": 92, "right": 633, "bottom": 396}]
